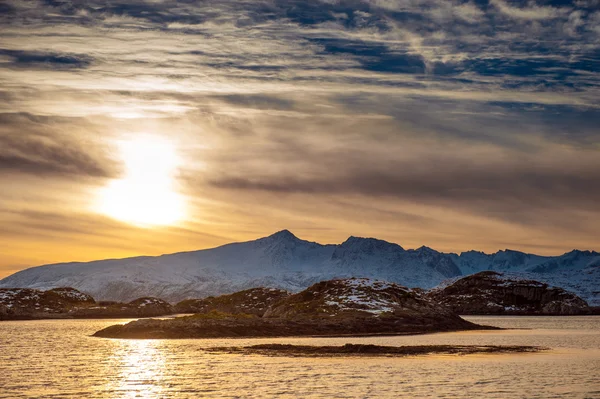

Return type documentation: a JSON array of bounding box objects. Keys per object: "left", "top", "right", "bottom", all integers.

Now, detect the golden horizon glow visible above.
[{"left": 97, "top": 135, "right": 186, "bottom": 227}]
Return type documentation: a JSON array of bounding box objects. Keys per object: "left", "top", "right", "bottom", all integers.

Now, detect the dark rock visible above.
[
  {"left": 175, "top": 287, "right": 289, "bottom": 316},
  {"left": 208, "top": 343, "right": 544, "bottom": 357},
  {"left": 0, "top": 287, "right": 174, "bottom": 320},
  {"left": 263, "top": 277, "right": 477, "bottom": 331},
  {"left": 127, "top": 297, "right": 173, "bottom": 316},
  {"left": 70, "top": 297, "right": 173, "bottom": 318},
  {"left": 0, "top": 287, "right": 95, "bottom": 320},
  {"left": 427, "top": 271, "right": 591, "bottom": 315}
]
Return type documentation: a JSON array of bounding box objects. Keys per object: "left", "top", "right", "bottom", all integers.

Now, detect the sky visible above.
[{"left": 1, "top": 0, "right": 599, "bottom": 278}]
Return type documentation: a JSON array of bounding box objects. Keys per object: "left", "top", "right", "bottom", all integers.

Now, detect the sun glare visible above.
[{"left": 98, "top": 135, "right": 185, "bottom": 227}]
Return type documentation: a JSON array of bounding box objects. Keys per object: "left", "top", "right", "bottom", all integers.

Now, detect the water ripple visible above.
[{"left": 0, "top": 317, "right": 599, "bottom": 398}]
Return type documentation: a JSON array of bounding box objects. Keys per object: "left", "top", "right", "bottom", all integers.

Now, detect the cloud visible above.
[
  {"left": 0, "top": 113, "right": 114, "bottom": 178},
  {"left": 490, "top": 0, "right": 570, "bottom": 20},
  {"left": 0, "top": 49, "right": 93, "bottom": 69},
  {"left": 211, "top": 94, "right": 296, "bottom": 111},
  {"left": 206, "top": 141, "right": 600, "bottom": 218},
  {"left": 0, "top": 0, "right": 598, "bottom": 269}
]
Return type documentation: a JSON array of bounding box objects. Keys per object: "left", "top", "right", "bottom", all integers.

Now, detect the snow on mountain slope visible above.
[
  {"left": 0, "top": 231, "right": 337, "bottom": 302},
  {"left": 1, "top": 230, "right": 598, "bottom": 305},
  {"left": 451, "top": 250, "right": 550, "bottom": 275}
]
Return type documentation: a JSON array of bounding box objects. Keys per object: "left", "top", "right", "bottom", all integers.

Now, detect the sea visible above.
[{"left": 1, "top": 316, "right": 599, "bottom": 398}]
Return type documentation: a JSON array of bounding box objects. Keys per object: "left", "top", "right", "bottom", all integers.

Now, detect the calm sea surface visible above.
[{"left": 1, "top": 316, "right": 599, "bottom": 398}]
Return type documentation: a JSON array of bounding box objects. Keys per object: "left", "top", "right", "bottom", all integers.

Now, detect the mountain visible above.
[{"left": 1, "top": 230, "right": 599, "bottom": 305}]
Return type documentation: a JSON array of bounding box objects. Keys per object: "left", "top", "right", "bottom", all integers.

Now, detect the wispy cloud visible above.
[
  {"left": 0, "top": 0, "right": 599, "bottom": 274},
  {"left": 0, "top": 49, "right": 93, "bottom": 70},
  {"left": 0, "top": 113, "right": 114, "bottom": 178},
  {"left": 490, "top": 0, "right": 569, "bottom": 20}
]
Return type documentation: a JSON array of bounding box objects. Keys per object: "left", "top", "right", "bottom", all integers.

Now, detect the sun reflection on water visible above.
[
  {"left": 1, "top": 317, "right": 599, "bottom": 399},
  {"left": 107, "top": 340, "right": 166, "bottom": 399}
]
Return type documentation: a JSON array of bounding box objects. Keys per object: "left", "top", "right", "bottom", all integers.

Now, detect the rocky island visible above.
[
  {"left": 427, "top": 271, "right": 591, "bottom": 315},
  {"left": 93, "top": 278, "right": 493, "bottom": 339},
  {"left": 0, "top": 287, "right": 174, "bottom": 320}
]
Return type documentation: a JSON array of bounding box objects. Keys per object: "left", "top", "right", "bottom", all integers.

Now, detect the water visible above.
[{"left": 1, "top": 316, "right": 599, "bottom": 398}]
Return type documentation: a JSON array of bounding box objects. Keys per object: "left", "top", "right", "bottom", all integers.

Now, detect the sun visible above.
[{"left": 98, "top": 135, "right": 186, "bottom": 227}]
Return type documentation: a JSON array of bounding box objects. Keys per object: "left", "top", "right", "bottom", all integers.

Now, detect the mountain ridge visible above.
[{"left": 1, "top": 230, "right": 599, "bottom": 305}]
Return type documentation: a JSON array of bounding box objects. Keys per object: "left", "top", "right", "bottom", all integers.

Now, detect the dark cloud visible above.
[
  {"left": 194, "top": 96, "right": 600, "bottom": 231},
  {"left": 310, "top": 38, "right": 426, "bottom": 74},
  {"left": 0, "top": 139, "right": 110, "bottom": 178},
  {"left": 0, "top": 2, "right": 16, "bottom": 14},
  {"left": 460, "top": 56, "right": 597, "bottom": 78},
  {"left": 275, "top": 0, "right": 382, "bottom": 28},
  {"left": 0, "top": 49, "right": 93, "bottom": 70},
  {"left": 0, "top": 113, "right": 113, "bottom": 178},
  {"left": 331, "top": 94, "right": 600, "bottom": 147},
  {"left": 208, "top": 154, "right": 600, "bottom": 226}
]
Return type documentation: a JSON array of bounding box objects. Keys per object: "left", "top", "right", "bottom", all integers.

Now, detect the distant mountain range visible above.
[{"left": 1, "top": 230, "right": 599, "bottom": 305}]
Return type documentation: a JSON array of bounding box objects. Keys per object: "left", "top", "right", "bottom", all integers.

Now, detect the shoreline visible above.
[{"left": 92, "top": 314, "right": 500, "bottom": 339}]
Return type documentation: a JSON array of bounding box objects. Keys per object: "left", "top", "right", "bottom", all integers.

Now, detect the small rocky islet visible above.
[{"left": 205, "top": 343, "right": 545, "bottom": 357}]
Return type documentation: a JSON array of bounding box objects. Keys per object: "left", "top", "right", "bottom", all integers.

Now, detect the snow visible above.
[
  {"left": 0, "top": 231, "right": 598, "bottom": 305},
  {"left": 136, "top": 298, "right": 163, "bottom": 307},
  {"left": 0, "top": 289, "right": 41, "bottom": 303},
  {"left": 336, "top": 294, "right": 394, "bottom": 314},
  {"left": 344, "top": 278, "right": 399, "bottom": 291},
  {"left": 318, "top": 278, "right": 412, "bottom": 315}
]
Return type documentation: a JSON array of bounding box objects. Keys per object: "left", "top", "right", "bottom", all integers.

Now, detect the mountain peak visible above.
[
  {"left": 267, "top": 229, "right": 298, "bottom": 241},
  {"left": 563, "top": 249, "right": 598, "bottom": 256},
  {"left": 339, "top": 236, "right": 404, "bottom": 252},
  {"left": 460, "top": 250, "right": 491, "bottom": 257},
  {"left": 499, "top": 249, "right": 527, "bottom": 255},
  {"left": 416, "top": 245, "right": 438, "bottom": 253}
]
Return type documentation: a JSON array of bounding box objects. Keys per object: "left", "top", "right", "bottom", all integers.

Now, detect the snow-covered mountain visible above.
[{"left": 1, "top": 230, "right": 599, "bottom": 305}]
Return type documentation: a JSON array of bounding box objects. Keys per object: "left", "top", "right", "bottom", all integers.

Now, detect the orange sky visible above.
[{"left": 1, "top": 0, "right": 599, "bottom": 279}]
